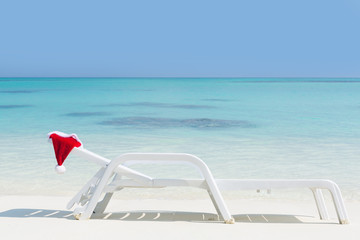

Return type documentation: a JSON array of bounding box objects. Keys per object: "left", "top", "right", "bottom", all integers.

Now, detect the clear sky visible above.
[{"left": 0, "top": 0, "right": 359, "bottom": 78}]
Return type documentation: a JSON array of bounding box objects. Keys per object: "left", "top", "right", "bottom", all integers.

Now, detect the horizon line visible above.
[{"left": 1, "top": 76, "right": 360, "bottom": 79}]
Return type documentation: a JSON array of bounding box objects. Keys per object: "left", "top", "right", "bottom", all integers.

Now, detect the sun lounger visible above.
[{"left": 48, "top": 131, "right": 349, "bottom": 224}]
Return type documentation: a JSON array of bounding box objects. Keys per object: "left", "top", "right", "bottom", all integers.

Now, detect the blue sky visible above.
[{"left": 0, "top": 0, "right": 359, "bottom": 77}]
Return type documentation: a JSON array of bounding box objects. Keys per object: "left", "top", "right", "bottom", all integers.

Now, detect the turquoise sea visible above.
[{"left": 0, "top": 78, "right": 360, "bottom": 200}]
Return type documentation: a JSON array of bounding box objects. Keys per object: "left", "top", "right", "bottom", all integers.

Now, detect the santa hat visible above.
[{"left": 48, "top": 131, "right": 82, "bottom": 174}]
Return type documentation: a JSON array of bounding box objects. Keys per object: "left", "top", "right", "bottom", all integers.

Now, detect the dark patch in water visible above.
[
  {"left": 0, "top": 90, "right": 40, "bottom": 94},
  {"left": 65, "top": 112, "right": 111, "bottom": 117},
  {"left": 180, "top": 118, "right": 250, "bottom": 128},
  {"left": 107, "top": 89, "right": 155, "bottom": 92},
  {"left": 0, "top": 104, "right": 33, "bottom": 109},
  {"left": 102, "top": 102, "right": 216, "bottom": 109},
  {"left": 202, "top": 98, "right": 231, "bottom": 102},
  {"left": 99, "top": 117, "right": 254, "bottom": 129}
]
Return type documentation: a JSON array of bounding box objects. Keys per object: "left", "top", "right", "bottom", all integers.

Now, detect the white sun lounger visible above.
[{"left": 57, "top": 146, "right": 349, "bottom": 224}]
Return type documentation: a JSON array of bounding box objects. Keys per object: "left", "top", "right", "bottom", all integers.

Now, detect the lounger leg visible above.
[
  {"left": 67, "top": 168, "right": 106, "bottom": 209},
  {"left": 205, "top": 183, "right": 234, "bottom": 224},
  {"left": 311, "top": 188, "right": 329, "bottom": 220},
  {"left": 93, "top": 174, "right": 124, "bottom": 214},
  {"left": 207, "top": 190, "right": 221, "bottom": 221},
  {"left": 78, "top": 169, "right": 116, "bottom": 220},
  {"left": 327, "top": 183, "right": 349, "bottom": 224},
  {"left": 93, "top": 192, "right": 115, "bottom": 215}
]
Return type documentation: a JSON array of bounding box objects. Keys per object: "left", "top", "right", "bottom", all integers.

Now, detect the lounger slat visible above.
[
  {"left": 105, "top": 179, "right": 206, "bottom": 191},
  {"left": 215, "top": 179, "right": 338, "bottom": 191}
]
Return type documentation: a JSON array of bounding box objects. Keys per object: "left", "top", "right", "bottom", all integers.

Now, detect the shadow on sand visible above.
[{"left": 0, "top": 208, "right": 334, "bottom": 224}]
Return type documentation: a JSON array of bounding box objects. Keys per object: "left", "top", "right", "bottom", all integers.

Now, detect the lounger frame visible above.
[{"left": 66, "top": 147, "right": 349, "bottom": 224}]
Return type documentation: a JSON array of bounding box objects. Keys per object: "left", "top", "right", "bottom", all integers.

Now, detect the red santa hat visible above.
[{"left": 48, "top": 131, "right": 82, "bottom": 174}]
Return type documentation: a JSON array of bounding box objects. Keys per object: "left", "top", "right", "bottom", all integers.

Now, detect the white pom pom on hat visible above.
[{"left": 55, "top": 164, "right": 66, "bottom": 174}]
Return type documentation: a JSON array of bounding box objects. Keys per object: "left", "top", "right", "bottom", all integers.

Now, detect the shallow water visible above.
[{"left": 0, "top": 78, "right": 359, "bottom": 200}]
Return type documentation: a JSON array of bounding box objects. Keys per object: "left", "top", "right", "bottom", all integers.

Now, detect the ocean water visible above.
[{"left": 0, "top": 78, "right": 360, "bottom": 201}]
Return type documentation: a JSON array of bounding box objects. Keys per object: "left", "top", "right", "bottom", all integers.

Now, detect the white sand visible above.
[{"left": 0, "top": 195, "right": 359, "bottom": 240}]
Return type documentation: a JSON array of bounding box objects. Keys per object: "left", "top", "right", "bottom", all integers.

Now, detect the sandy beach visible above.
[
  {"left": 2, "top": 0, "right": 360, "bottom": 238},
  {"left": 0, "top": 195, "right": 359, "bottom": 240}
]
